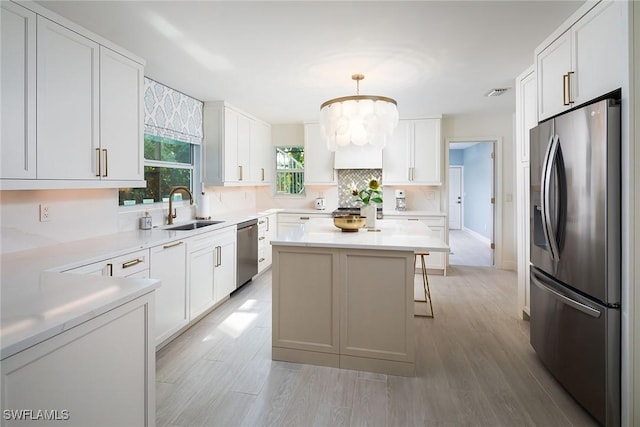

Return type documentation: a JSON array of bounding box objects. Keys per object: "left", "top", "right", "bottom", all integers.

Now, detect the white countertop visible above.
[
  {"left": 0, "top": 209, "right": 443, "bottom": 360},
  {"left": 271, "top": 218, "right": 449, "bottom": 252}
]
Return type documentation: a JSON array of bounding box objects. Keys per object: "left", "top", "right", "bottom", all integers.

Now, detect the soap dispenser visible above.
[{"left": 139, "top": 211, "right": 153, "bottom": 230}]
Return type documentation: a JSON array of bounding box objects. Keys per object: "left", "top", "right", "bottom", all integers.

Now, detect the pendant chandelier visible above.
[{"left": 319, "top": 74, "right": 399, "bottom": 151}]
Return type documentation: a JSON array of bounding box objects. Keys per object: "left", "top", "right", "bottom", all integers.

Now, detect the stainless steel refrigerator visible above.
[{"left": 529, "top": 97, "right": 620, "bottom": 426}]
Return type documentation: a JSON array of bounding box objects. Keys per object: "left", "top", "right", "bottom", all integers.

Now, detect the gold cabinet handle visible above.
[
  {"left": 215, "top": 246, "right": 221, "bottom": 267},
  {"left": 102, "top": 149, "right": 108, "bottom": 177},
  {"left": 163, "top": 241, "right": 184, "bottom": 249},
  {"left": 261, "top": 167, "right": 265, "bottom": 181},
  {"left": 258, "top": 220, "right": 266, "bottom": 225},
  {"left": 266, "top": 216, "right": 270, "bottom": 231},
  {"left": 106, "top": 263, "right": 113, "bottom": 277},
  {"left": 563, "top": 73, "right": 571, "bottom": 106},
  {"left": 238, "top": 165, "right": 243, "bottom": 181},
  {"left": 122, "top": 258, "right": 144, "bottom": 269},
  {"left": 299, "top": 216, "right": 310, "bottom": 220},
  {"left": 259, "top": 236, "right": 266, "bottom": 241},
  {"left": 95, "top": 148, "right": 101, "bottom": 177},
  {"left": 567, "top": 71, "right": 574, "bottom": 105},
  {"left": 259, "top": 257, "right": 265, "bottom": 263}
]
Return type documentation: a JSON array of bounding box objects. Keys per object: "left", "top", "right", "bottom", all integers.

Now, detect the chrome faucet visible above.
[{"left": 167, "top": 186, "right": 194, "bottom": 225}]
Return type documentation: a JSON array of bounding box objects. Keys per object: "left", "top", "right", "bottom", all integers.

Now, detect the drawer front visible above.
[
  {"left": 111, "top": 249, "right": 150, "bottom": 277},
  {"left": 277, "top": 213, "right": 331, "bottom": 223}
]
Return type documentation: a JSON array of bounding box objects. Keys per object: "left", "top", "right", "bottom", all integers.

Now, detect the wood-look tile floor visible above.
[
  {"left": 449, "top": 229, "right": 493, "bottom": 267},
  {"left": 156, "top": 266, "right": 599, "bottom": 427}
]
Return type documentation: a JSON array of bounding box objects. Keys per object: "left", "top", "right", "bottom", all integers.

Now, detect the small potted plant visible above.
[{"left": 352, "top": 178, "right": 382, "bottom": 228}]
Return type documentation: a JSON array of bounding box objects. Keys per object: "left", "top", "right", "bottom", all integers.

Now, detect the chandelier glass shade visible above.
[{"left": 319, "top": 74, "right": 399, "bottom": 151}]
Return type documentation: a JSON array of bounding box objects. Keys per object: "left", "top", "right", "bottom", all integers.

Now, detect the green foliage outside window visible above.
[
  {"left": 119, "top": 135, "right": 193, "bottom": 206},
  {"left": 275, "top": 146, "right": 305, "bottom": 195}
]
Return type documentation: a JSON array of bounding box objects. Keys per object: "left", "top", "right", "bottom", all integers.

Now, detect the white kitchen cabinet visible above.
[
  {"left": 187, "top": 234, "right": 216, "bottom": 319},
  {"left": 536, "top": 1, "right": 626, "bottom": 121},
  {"left": 1, "top": 2, "right": 36, "bottom": 180},
  {"left": 213, "top": 228, "right": 237, "bottom": 304},
  {"left": 250, "top": 120, "right": 273, "bottom": 184},
  {"left": 383, "top": 118, "right": 442, "bottom": 185},
  {"left": 1, "top": 292, "right": 156, "bottom": 427},
  {"left": 203, "top": 101, "right": 271, "bottom": 186},
  {"left": 257, "top": 213, "right": 277, "bottom": 274},
  {"left": 383, "top": 215, "right": 447, "bottom": 274},
  {"left": 304, "top": 123, "right": 336, "bottom": 185},
  {"left": 63, "top": 249, "right": 149, "bottom": 278},
  {"left": 277, "top": 212, "right": 332, "bottom": 236},
  {"left": 99, "top": 46, "right": 144, "bottom": 181},
  {"left": 1, "top": 2, "right": 145, "bottom": 189},
  {"left": 515, "top": 66, "right": 537, "bottom": 163},
  {"left": 187, "top": 226, "right": 237, "bottom": 318},
  {"left": 515, "top": 65, "right": 536, "bottom": 319},
  {"left": 150, "top": 240, "right": 188, "bottom": 347},
  {"left": 36, "top": 15, "right": 99, "bottom": 180}
]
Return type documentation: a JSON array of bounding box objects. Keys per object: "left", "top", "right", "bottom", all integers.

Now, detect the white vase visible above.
[{"left": 360, "top": 205, "right": 377, "bottom": 229}]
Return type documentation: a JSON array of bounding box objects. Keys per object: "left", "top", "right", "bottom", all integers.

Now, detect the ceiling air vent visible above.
[{"left": 485, "top": 88, "right": 510, "bottom": 97}]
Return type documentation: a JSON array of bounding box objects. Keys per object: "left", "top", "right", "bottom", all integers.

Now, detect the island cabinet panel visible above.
[
  {"left": 272, "top": 247, "right": 339, "bottom": 358},
  {"left": 1, "top": 293, "right": 155, "bottom": 427},
  {"left": 272, "top": 244, "right": 416, "bottom": 376},
  {"left": 339, "top": 250, "right": 415, "bottom": 365}
]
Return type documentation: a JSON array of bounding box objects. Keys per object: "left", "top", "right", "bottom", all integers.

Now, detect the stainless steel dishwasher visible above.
[{"left": 235, "top": 218, "right": 258, "bottom": 291}]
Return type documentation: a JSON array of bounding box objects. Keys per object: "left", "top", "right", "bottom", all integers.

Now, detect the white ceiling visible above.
[{"left": 35, "top": 1, "right": 584, "bottom": 125}]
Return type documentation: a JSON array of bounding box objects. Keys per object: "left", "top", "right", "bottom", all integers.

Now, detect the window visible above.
[
  {"left": 119, "top": 135, "right": 195, "bottom": 206},
  {"left": 275, "top": 146, "right": 304, "bottom": 195}
]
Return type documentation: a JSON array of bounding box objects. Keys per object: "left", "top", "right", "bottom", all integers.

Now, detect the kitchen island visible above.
[{"left": 271, "top": 218, "right": 448, "bottom": 376}]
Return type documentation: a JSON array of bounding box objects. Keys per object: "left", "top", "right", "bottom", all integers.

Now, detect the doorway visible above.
[{"left": 446, "top": 140, "right": 497, "bottom": 267}]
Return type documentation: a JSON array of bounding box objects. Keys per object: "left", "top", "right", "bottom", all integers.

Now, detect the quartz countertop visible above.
[{"left": 271, "top": 218, "right": 449, "bottom": 252}]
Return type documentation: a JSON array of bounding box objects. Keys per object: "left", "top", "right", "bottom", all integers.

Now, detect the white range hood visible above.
[{"left": 334, "top": 145, "right": 383, "bottom": 169}]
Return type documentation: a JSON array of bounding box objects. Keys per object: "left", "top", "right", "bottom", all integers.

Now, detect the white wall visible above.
[{"left": 441, "top": 113, "right": 516, "bottom": 271}]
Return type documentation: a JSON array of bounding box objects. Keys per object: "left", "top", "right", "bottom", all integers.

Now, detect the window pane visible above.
[
  {"left": 119, "top": 166, "right": 191, "bottom": 205},
  {"left": 276, "top": 147, "right": 304, "bottom": 169},
  {"left": 144, "top": 135, "right": 192, "bottom": 164},
  {"left": 276, "top": 172, "right": 305, "bottom": 195}
]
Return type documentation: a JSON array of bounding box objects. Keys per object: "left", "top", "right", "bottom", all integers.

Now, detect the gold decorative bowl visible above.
[{"left": 333, "top": 215, "right": 366, "bottom": 232}]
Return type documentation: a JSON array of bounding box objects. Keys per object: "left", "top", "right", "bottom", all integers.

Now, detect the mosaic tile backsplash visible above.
[{"left": 337, "top": 169, "right": 382, "bottom": 207}]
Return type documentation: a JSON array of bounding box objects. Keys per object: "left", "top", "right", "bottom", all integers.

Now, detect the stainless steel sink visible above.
[{"left": 166, "top": 220, "right": 224, "bottom": 231}]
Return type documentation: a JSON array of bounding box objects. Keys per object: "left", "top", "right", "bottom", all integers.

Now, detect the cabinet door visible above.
[
  {"left": 536, "top": 29, "right": 571, "bottom": 121},
  {"left": 304, "top": 123, "right": 336, "bottom": 184},
  {"left": 1, "top": 2, "right": 36, "bottom": 179},
  {"left": 213, "top": 231, "right": 237, "bottom": 304},
  {"left": 189, "top": 246, "right": 216, "bottom": 319},
  {"left": 150, "top": 241, "right": 188, "bottom": 345},
  {"left": 100, "top": 46, "right": 144, "bottom": 181},
  {"left": 37, "top": 16, "right": 99, "bottom": 180},
  {"left": 250, "top": 120, "right": 272, "bottom": 184},
  {"left": 236, "top": 112, "right": 251, "bottom": 182},
  {"left": 223, "top": 108, "right": 240, "bottom": 182},
  {"left": 412, "top": 119, "right": 441, "bottom": 185},
  {"left": 572, "top": 0, "right": 625, "bottom": 106},
  {"left": 382, "top": 120, "right": 411, "bottom": 184},
  {"left": 516, "top": 67, "right": 537, "bottom": 163}
]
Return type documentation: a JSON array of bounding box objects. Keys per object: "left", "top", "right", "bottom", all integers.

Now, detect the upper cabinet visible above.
[
  {"left": 382, "top": 118, "right": 442, "bottom": 186},
  {"left": 304, "top": 123, "right": 336, "bottom": 185},
  {"left": 1, "top": 1, "right": 146, "bottom": 188},
  {"left": 1, "top": 2, "right": 36, "bottom": 180},
  {"left": 203, "top": 101, "right": 272, "bottom": 186},
  {"left": 515, "top": 66, "right": 537, "bottom": 163},
  {"left": 536, "top": 1, "right": 626, "bottom": 121}
]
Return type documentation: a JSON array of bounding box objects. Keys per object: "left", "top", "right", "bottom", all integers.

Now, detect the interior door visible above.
[{"left": 448, "top": 166, "right": 462, "bottom": 229}]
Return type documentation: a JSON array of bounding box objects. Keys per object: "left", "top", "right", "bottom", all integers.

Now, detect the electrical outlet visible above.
[{"left": 39, "top": 204, "right": 51, "bottom": 222}]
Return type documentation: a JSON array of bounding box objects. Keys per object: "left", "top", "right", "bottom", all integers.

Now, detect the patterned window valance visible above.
[{"left": 143, "top": 77, "right": 203, "bottom": 145}]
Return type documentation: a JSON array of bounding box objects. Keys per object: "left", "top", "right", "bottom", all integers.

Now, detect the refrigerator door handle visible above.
[
  {"left": 531, "top": 270, "right": 601, "bottom": 318},
  {"left": 541, "top": 135, "right": 561, "bottom": 262}
]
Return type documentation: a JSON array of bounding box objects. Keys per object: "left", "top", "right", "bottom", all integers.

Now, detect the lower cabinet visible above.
[
  {"left": 150, "top": 240, "right": 188, "bottom": 347},
  {"left": 212, "top": 229, "right": 237, "bottom": 304},
  {"left": 187, "top": 227, "right": 237, "bottom": 321},
  {"left": 257, "top": 213, "right": 277, "bottom": 274},
  {"left": 1, "top": 292, "right": 156, "bottom": 427},
  {"left": 272, "top": 245, "right": 415, "bottom": 376}
]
